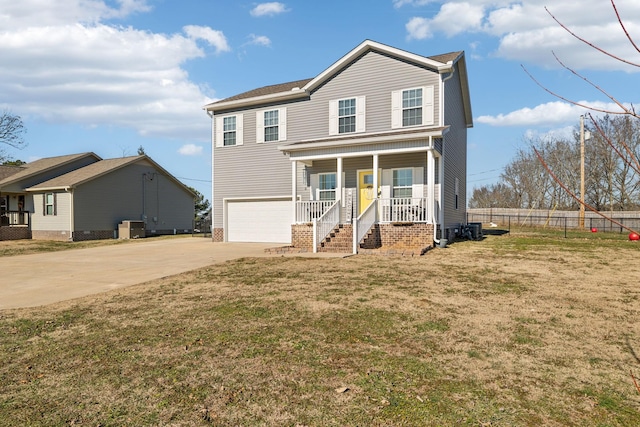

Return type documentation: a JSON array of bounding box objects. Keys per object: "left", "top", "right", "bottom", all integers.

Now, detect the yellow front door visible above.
[{"left": 358, "top": 170, "right": 377, "bottom": 215}]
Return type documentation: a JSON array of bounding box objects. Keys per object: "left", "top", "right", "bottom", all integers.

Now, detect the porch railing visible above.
[
  {"left": 353, "top": 199, "right": 378, "bottom": 254},
  {"left": 296, "top": 200, "right": 335, "bottom": 223},
  {"left": 0, "top": 211, "right": 30, "bottom": 227},
  {"left": 313, "top": 201, "right": 340, "bottom": 253},
  {"left": 379, "top": 197, "right": 430, "bottom": 223}
]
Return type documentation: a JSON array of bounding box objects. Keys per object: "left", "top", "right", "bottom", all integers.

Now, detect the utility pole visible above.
[{"left": 579, "top": 115, "right": 585, "bottom": 229}]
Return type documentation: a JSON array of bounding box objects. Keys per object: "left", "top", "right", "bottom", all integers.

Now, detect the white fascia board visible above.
[
  {"left": 289, "top": 146, "right": 435, "bottom": 162},
  {"left": 203, "top": 89, "right": 307, "bottom": 112}
]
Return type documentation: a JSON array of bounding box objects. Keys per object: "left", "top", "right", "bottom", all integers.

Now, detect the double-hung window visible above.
[
  {"left": 257, "top": 108, "right": 286, "bottom": 143},
  {"left": 223, "top": 116, "right": 236, "bottom": 146},
  {"left": 391, "top": 86, "right": 434, "bottom": 129},
  {"left": 318, "top": 173, "right": 337, "bottom": 201},
  {"left": 44, "top": 192, "right": 56, "bottom": 216},
  {"left": 215, "top": 114, "right": 243, "bottom": 147},
  {"left": 338, "top": 98, "right": 356, "bottom": 134},
  {"left": 392, "top": 169, "right": 413, "bottom": 198},
  {"left": 264, "top": 110, "right": 279, "bottom": 142},
  {"left": 402, "top": 88, "right": 423, "bottom": 127},
  {"left": 329, "top": 96, "right": 365, "bottom": 135}
]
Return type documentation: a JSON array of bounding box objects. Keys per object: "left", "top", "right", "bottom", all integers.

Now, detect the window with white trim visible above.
[
  {"left": 223, "top": 116, "right": 236, "bottom": 146},
  {"left": 391, "top": 86, "right": 434, "bottom": 129},
  {"left": 215, "top": 114, "right": 243, "bottom": 147},
  {"left": 338, "top": 98, "right": 356, "bottom": 134},
  {"left": 329, "top": 96, "right": 365, "bottom": 135},
  {"left": 44, "top": 192, "right": 56, "bottom": 216},
  {"left": 392, "top": 169, "right": 413, "bottom": 198},
  {"left": 318, "top": 173, "right": 337, "bottom": 201},
  {"left": 257, "top": 108, "right": 287, "bottom": 143}
]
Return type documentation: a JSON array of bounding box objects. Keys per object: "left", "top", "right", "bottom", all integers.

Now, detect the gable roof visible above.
[
  {"left": 203, "top": 39, "right": 469, "bottom": 118},
  {"left": 26, "top": 155, "right": 196, "bottom": 197},
  {"left": 0, "top": 165, "right": 22, "bottom": 181},
  {"left": 0, "top": 152, "right": 101, "bottom": 188}
]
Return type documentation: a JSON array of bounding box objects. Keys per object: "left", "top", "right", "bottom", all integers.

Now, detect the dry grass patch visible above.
[{"left": 1, "top": 232, "right": 640, "bottom": 425}]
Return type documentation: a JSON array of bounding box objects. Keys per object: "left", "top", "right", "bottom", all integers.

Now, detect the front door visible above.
[{"left": 358, "top": 170, "right": 377, "bottom": 215}]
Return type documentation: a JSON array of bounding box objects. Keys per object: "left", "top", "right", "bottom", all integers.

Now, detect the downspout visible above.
[
  {"left": 207, "top": 110, "right": 215, "bottom": 241},
  {"left": 434, "top": 66, "right": 456, "bottom": 246},
  {"left": 66, "top": 186, "right": 74, "bottom": 241}
]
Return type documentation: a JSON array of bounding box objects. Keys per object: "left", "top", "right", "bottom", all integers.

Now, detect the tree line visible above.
[{"left": 470, "top": 115, "right": 640, "bottom": 211}]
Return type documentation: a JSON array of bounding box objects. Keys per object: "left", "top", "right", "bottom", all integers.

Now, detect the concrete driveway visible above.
[{"left": 0, "top": 238, "right": 344, "bottom": 310}]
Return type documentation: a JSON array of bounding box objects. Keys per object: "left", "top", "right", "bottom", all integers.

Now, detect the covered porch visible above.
[
  {"left": 282, "top": 129, "right": 445, "bottom": 254},
  {"left": 0, "top": 193, "right": 31, "bottom": 240}
]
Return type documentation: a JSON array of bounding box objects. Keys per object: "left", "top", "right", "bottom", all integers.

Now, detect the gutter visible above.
[{"left": 207, "top": 110, "right": 215, "bottom": 240}]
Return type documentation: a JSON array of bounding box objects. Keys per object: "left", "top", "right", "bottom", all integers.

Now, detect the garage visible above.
[{"left": 226, "top": 198, "right": 292, "bottom": 243}]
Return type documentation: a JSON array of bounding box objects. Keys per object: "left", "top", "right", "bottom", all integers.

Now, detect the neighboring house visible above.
[
  {"left": 0, "top": 153, "right": 195, "bottom": 241},
  {"left": 204, "top": 40, "right": 472, "bottom": 253}
]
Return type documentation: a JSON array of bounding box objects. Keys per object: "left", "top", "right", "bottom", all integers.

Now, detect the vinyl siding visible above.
[
  {"left": 441, "top": 63, "right": 468, "bottom": 228},
  {"left": 72, "top": 161, "right": 194, "bottom": 232},
  {"left": 212, "top": 50, "right": 444, "bottom": 229},
  {"left": 31, "top": 191, "right": 71, "bottom": 231}
]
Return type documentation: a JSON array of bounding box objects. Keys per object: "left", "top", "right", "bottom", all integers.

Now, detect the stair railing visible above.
[
  {"left": 312, "top": 201, "right": 340, "bottom": 253},
  {"left": 352, "top": 199, "right": 378, "bottom": 254}
]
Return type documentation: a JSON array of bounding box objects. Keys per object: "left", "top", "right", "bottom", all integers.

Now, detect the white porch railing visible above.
[
  {"left": 296, "top": 200, "right": 335, "bottom": 223},
  {"left": 353, "top": 199, "right": 378, "bottom": 254},
  {"left": 312, "top": 201, "right": 340, "bottom": 253},
  {"left": 379, "top": 197, "right": 430, "bottom": 223},
  {"left": 0, "top": 211, "right": 30, "bottom": 227}
]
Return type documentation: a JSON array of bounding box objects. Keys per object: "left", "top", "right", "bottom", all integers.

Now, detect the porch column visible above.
[
  {"left": 372, "top": 154, "right": 379, "bottom": 198},
  {"left": 291, "top": 160, "right": 297, "bottom": 223},
  {"left": 336, "top": 157, "right": 343, "bottom": 205}
]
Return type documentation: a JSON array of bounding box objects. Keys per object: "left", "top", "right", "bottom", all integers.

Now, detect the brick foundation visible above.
[
  {"left": 291, "top": 223, "right": 313, "bottom": 249},
  {"left": 72, "top": 230, "right": 116, "bottom": 241},
  {"left": 31, "top": 230, "right": 72, "bottom": 241},
  {"left": 213, "top": 228, "right": 224, "bottom": 242},
  {"left": 360, "top": 223, "right": 434, "bottom": 254},
  {"left": 0, "top": 226, "right": 31, "bottom": 241}
]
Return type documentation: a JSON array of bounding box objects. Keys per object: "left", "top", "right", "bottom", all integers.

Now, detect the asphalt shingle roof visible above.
[{"left": 0, "top": 153, "right": 100, "bottom": 187}]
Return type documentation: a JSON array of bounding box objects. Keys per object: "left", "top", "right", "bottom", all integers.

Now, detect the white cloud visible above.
[
  {"left": 178, "top": 144, "right": 204, "bottom": 156},
  {"left": 476, "top": 101, "right": 629, "bottom": 127},
  {"left": 250, "top": 2, "right": 289, "bottom": 17},
  {"left": 247, "top": 34, "right": 272, "bottom": 47},
  {"left": 0, "top": 0, "right": 228, "bottom": 141},
  {"left": 184, "top": 25, "right": 230, "bottom": 53},
  {"left": 404, "top": 1, "right": 640, "bottom": 71}
]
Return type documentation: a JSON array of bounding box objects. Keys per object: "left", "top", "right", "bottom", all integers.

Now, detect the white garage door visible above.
[{"left": 227, "top": 199, "right": 292, "bottom": 243}]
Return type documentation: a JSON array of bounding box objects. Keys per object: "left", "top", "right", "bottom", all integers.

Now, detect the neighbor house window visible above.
[
  {"left": 402, "top": 88, "right": 423, "bottom": 127},
  {"left": 329, "top": 96, "right": 365, "bottom": 135},
  {"left": 318, "top": 173, "right": 337, "bottom": 201},
  {"left": 264, "top": 110, "right": 279, "bottom": 142},
  {"left": 338, "top": 98, "right": 356, "bottom": 134},
  {"left": 223, "top": 116, "right": 237, "bottom": 146},
  {"left": 392, "top": 169, "right": 412, "bottom": 198},
  {"left": 44, "top": 193, "right": 56, "bottom": 216}
]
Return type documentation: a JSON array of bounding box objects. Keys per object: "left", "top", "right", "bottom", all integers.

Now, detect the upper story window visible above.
[
  {"left": 215, "top": 114, "right": 244, "bottom": 147},
  {"left": 318, "top": 173, "right": 337, "bottom": 201},
  {"left": 391, "top": 85, "right": 434, "bottom": 129},
  {"left": 338, "top": 98, "right": 356, "bottom": 134},
  {"left": 329, "top": 96, "right": 365, "bottom": 136},
  {"left": 257, "top": 108, "right": 287, "bottom": 143},
  {"left": 392, "top": 169, "right": 413, "bottom": 198},
  {"left": 402, "top": 88, "right": 423, "bottom": 127},
  {"left": 223, "top": 116, "right": 237, "bottom": 146}
]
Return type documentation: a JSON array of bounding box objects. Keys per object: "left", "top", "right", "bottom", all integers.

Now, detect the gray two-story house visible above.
[{"left": 204, "top": 40, "right": 472, "bottom": 254}]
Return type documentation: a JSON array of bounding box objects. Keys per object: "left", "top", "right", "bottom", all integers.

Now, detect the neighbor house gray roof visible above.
[
  {"left": 0, "top": 152, "right": 101, "bottom": 187},
  {"left": 26, "top": 155, "right": 196, "bottom": 197},
  {"left": 0, "top": 165, "right": 22, "bottom": 181}
]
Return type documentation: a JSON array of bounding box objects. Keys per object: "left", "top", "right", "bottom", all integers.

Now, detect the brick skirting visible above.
[
  {"left": 31, "top": 230, "right": 72, "bottom": 241},
  {"left": 213, "top": 228, "right": 224, "bottom": 242}
]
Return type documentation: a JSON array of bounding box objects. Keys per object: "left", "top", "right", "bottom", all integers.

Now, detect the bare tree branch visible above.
[
  {"left": 588, "top": 113, "right": 640, "bottom": 175},
  {"left": 0, "top": 111, "right": 27, "bottom": 149},
  {"left": 545, "top": 4, "right": 640, "bottom": 68},
  {"left": 611, "top": 0, "right": 640, "bottom": 55}
]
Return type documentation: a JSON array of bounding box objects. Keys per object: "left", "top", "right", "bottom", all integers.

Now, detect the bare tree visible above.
[
  {"left": 0, "top": 111, "right": 27, "bottom": 155},
  {"left": 524, "top": 0, "right": 640, "bottom": 234}
]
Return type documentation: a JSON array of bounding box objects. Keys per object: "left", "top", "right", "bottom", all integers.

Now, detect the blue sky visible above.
[{"left": 1, "top": 0, "right": 639, "bottom": 200}]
